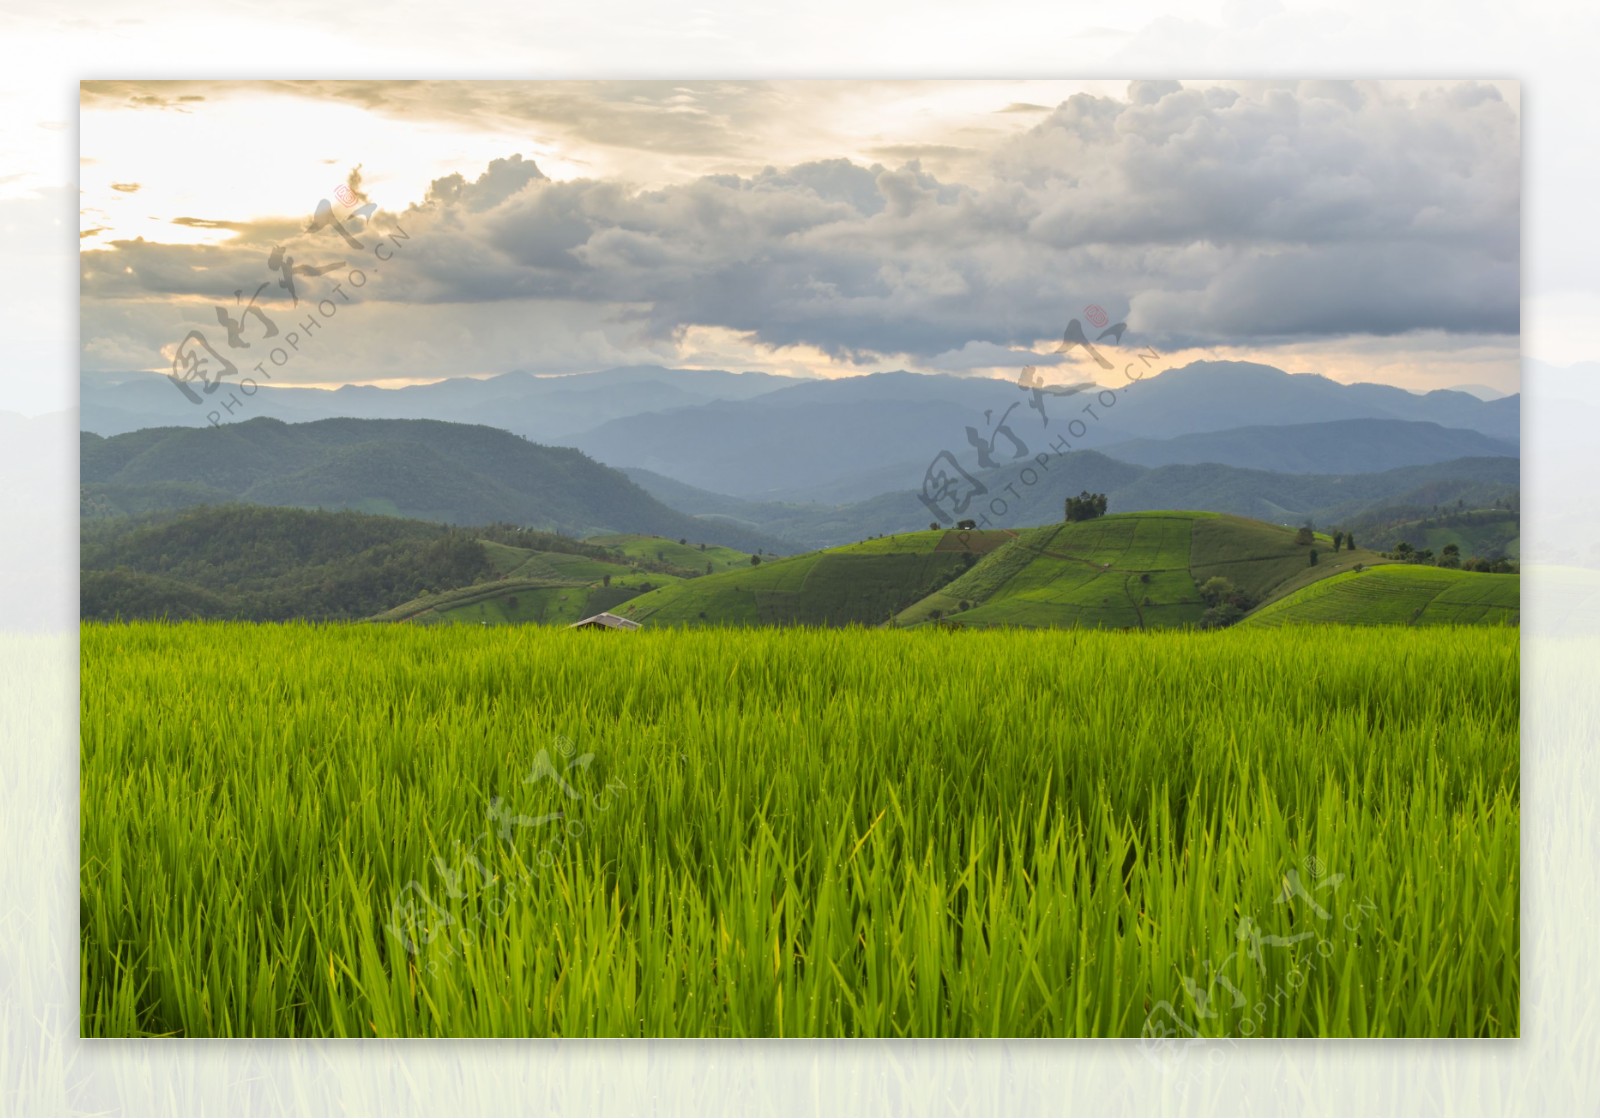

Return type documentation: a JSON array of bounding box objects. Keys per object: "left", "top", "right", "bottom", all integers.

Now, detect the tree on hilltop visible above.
[{"left": 1065, "top": 491, "right": 1108, "bottom": 522}]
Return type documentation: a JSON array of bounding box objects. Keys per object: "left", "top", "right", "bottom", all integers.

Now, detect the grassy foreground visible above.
[{"left": 81, "top": 622, "right": 1518, "bottom": 1037}]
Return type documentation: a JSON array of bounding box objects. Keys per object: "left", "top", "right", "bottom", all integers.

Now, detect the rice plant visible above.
[{"left": 80, "top": 622, "right": 1519, "bottom": 1037}]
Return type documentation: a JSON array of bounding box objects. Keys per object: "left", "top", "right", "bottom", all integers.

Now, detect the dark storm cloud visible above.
[{"left": 81, "top": 80, "right": 1518, "bottom": 360}]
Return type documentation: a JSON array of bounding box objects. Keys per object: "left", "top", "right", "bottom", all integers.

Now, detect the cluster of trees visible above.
[
  {"left": 1390, "top": 541, "right": 1440, "bottom": 565},
  {"left": 1295, "top": 524, "right": 1360, "bottom": 552},
  {"left": 1335, "top": 502, "right": 1518, "bottom": 562},
  {"left": 1382, "top": 540, "right": 1517, "bottom": 573},
  {"left": 1064, "top": 491, "right": 1108, "bottom": 522},
  {"left": 1197, "top": 576, "right": 1258, "bottom": 630},
  {"left": 1293, "top": 524, "right": 1364, "bottom": 564}
]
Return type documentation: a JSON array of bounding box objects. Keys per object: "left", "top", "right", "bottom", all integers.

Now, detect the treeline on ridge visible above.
[{"left": 80, "top": 505, "right": 615, "bottom": 622}]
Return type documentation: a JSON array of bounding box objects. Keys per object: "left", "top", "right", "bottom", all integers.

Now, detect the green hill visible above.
[
  {"left": 80, "top": 505, "right": 693, "bottom": 622},
  {"left": 612, "top": 528, "right": 1016, "bottom": 627},
  {"left": 584, "top": 533, "right": 757, "bottom": 575},
  {"left": 1240, "top": 565, "right": 1520, "bottom": 627},
  {"left": 372, "top": 570, "right": 680, "bottom": 626},
  {"left": 81, "top": 505, "right": 498, "bottom": 621},
  {"left": 612, "top": 511, "right": 1516, "bottom": 632},
  {"left": 376, "top": 533, "right": 758, "bottom": 625},
  {"left": 84, "top": 504, "right": 1520, "bottom": 631},
  {"left": 1341, "top": 507, "right": 1520, "bottom": 560},
  {"left": 892, "top": 512, "right": 1384, "bottom": 629},
  {"left": 80, "top": 418, "right": 792, "bottom": 554}
]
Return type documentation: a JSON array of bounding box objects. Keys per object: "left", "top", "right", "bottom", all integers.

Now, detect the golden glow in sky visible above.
[{"left": 78, "top": 80, "right": 1522, "bottom": 395}]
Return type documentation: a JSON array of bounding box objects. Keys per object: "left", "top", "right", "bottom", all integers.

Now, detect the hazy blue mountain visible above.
[
  {"left": 622, "top": 448, "right": 1520, "bottom": 551},
  {"left": 1099, "top": 418, "right": 1517, "bottom": 474},
  {"left": 79, "top": 365, "right": 807, "bottom": 440},
  {"left": 84, "top": 361, "right": 1523, "bottom": 513},
  {"left": 564, "top": 362, "right": 1520, "bottom": 501},
  {"left": 1099, "top": 361, "right": 1520, "bottom": 441},
  {"left": 569, "top": 371, "right": 1127, "bottom": 500},
  {"left": 80, "top": 417, "right": 791, "bottom": 553},
  {"left": 619, "top": 467, "right": 783, "bottom": 518},
  {"left": 1448, "top": 383, "right": 1511, "bottom": 401}
]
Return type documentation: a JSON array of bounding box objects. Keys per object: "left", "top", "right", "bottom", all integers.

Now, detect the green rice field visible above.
[
  {"left": 80, "top": 621, "right": 1519, "bottom": 1038},
  {"left": 1243, "top": 565, "right": 1521, "bottom": 627}
]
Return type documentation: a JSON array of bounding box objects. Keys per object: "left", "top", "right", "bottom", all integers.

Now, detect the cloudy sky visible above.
[{"left": 78, "top": 79, "right": 1520, "bottom": 394}]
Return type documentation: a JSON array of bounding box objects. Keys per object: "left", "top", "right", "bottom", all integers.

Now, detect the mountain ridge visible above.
[{"left": 81, "top": 416, "right": 792, "bottom": 553}]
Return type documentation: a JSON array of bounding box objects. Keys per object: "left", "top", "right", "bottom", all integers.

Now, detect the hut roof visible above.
[{"left": 568, "top": 612, "right": 642, "bottom": 630}]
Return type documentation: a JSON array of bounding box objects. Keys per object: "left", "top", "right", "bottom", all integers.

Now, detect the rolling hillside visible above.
[
  {"left": 80, "top": 417, "right": 791, "bottom": 553},
  {"left": 891, "top": 512, "right": 1384, "bottom": 629},
  {"left": 611, "top": 529, "right": 1017, "bottom": 627},
  {"left": 1241, "top": 566, "right": 1520, "bottom": 627},
  {"left": 585, "top": 534, "right": 759, "bottom": 575},
  {"left": 611, "top": 513, "right": 1378, "bottom": 630},
  {"left": 1339, "top": 508, "right": 1520, "bottom": 559},
  {"left": 371, "top": 533, "right": 762, "bottom": 625},
  {"left": 81, "top": 505, "right": 499, "bottom": 621},
  {"left": 371, "top": 571, "right": 677, "bottom": 626},
  {"left": 83, "top": 503, "right": 1521, "bottom": 631},
  {"left": 81, "top": 506, "right": 709, "bottom": 622},
  {"left": 609, "top": 511, "right": 1518, "bottom": 631}
]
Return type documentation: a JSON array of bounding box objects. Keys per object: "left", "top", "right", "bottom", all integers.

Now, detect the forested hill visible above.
[
  {"left": 80, "top": 505, "right": 683, "bottom": 621},
  {"left": 80, "top": 417, "right": 791, "bottom": 553}
]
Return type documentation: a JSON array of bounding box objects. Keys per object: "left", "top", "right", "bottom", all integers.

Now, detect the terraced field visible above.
[
  {"left": 378, "top": 538, "right": 690, "bottom": 625},
  {"left": 895, "top": 512, "right": 1383, "bottom": 629},
  {"left": 373, "top": 573, "right": 679, "bottom": 625},
  {"left": 1188, "top": 514, "right": 1368, "bottom": 603},
  {"left": 613, "top": 529, "right": 1012, "bottom": 626},
  {"left": 381, "top": 513, "right": 1515, "bottom": 632},
  {"left": 1242, "top": 565, "right": 1520, "bottom": 627},
  {"left": 586, "top": 533, "right": 759, "bottom": 574},
  {"left": 371, "top": 531, "right": 765, "bottom": 626}
]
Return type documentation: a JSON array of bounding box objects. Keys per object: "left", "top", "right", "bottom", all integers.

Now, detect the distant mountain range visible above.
[
  {"left": 79, "top": 412, "right": 1519, "bottom": 556},
  {"left": 80, "top": 365, "right": 805, "bottom": 442},
  {"left": 82, "top": 361, "right": 1521, "bottom": 505},
  {"left": 625, "top": 452, "right": 1520, "bottom": 551},
  {"left": 566, "top": 362, "right": 1522, "bottom": 500},
  {"left": 1099, "top": 418, "right": 1516, "bottom": 474},
  {"left": 80, "top": 417, "right": 789, "bottom": 553}
]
